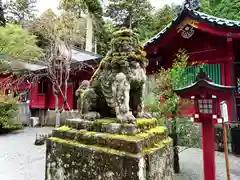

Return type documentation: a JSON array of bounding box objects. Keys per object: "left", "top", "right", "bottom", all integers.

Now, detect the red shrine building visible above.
[
  {"left": 144, "top": 7, "right": 240, "bottom": 121},
  {"left": 0, "top": 47, "right": 100, "bottom": 124}
]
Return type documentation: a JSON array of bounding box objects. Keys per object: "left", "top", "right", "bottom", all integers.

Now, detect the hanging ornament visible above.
[{"left": 181, "top": 24, "right": 195, "bottom": 39}]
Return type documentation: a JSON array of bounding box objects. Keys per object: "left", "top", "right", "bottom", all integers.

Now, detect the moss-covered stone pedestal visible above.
[{"left": 45, "top": 118, "right": 174, "bottom": 180}]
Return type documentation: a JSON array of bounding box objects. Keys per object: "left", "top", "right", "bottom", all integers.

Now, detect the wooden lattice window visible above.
[{"left": 198, "top": 99, "right": 213, "bottom": 114}]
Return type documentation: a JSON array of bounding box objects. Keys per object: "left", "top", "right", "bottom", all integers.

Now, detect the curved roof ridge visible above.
[
  {"left": 192, "top": 9, "right": 240, "bottom": 24},
  {"left": 144, "top": 8, "right": 240, "bottom": 48}
]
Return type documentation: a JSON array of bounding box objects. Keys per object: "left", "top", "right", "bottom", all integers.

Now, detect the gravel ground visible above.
[
  {"left": 0, "top": 127, "right": 240, "bottom": 180},
  {"left": 176, "top": 147, "right": 240, "bottom": 180},
  {"left": 0, "top": 127, "right": 53, "bottom": 180}
]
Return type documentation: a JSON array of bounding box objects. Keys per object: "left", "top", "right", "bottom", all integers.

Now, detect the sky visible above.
[
  {"left": 150, "top": 0, "right": 185, "bottom": 8},
  {"left": 36, "top": 0, "right": 185, "bottom": 15}
]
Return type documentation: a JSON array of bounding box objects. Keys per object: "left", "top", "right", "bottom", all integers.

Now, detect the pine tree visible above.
[
  {"left": 5, "top": 0, "right": 37, "bottom": 24},
  {"left": 105, "top": 0, "right": 153, "bottom": 29},
  {"left": 0, "top": 0, "right": 5, "bottom": 26}
]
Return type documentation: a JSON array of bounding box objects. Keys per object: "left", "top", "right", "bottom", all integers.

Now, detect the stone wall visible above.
[{"left": 45, "top": 118, "right": 174, "bottom": 180}]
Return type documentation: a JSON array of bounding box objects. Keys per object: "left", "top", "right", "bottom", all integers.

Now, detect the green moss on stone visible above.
[
  {"left": 50, "top": 137, "right": 135, "bottom": 157},
  {"left": 113, "top": 29, "right": 133, "bottom": 38},
  {"left": 63, "top": 126, "right": 165, "bottom": 141},
  {"left": 56, "top": 125, "right": 72, "bottom": 131},
  {"left": 93, "top": 117, "right": 156, "bottom": 127},
  {"left": 136, "top": 118, "right": 156, "bottom": 126},
  {"left": 147, "top": 126, "right": 166, "bottom": 133},
  {"left": 93, "top": 118, "right": 118, "bottom": 125},
  {"left": 50, "top": 135, "right": 172, "bottom": 157},
  {"left": 143, "top": 137, "right": 172, "bottom": 153},
  {"left": 104, "top": 126, "right": 164, "bottom": 140},
  {"left": 82, "top": 131, "right": 97, "bottom": 135}
]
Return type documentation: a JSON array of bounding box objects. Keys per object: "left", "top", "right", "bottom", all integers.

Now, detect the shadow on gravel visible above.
[{"left": 0, "top": 128, "right": 24, "bottom": 135}]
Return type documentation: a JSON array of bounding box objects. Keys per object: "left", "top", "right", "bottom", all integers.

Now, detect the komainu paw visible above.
[
  {"left": 117, "top": 112, "right": 136, "bottom": 124},
  {"left": 137, "top": 112, "right": 152, "bottom": 119}
]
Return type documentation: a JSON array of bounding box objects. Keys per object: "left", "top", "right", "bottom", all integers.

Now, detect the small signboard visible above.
[{"left": 220, "top": 101, "right": 229, "bottom": 123}]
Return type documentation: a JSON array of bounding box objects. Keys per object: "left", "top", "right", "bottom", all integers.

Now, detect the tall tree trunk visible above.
[
  {"left": 129, "top": 8, "right": 133, "bottom": 29},
  {"left": 170, "top": 114, "right": 180, "bottom": 173},
  {"left": 0, "top": 0, "right": 5, "bottom": 27},
  {"left": 62, "top": 79, "right": 68, "bottom": 110},
  {"left": 54, "top": 87, "right": 60, "bottom": 127},
  {"left": 129, "top": 15, "right": 132, "bottom": 29}
]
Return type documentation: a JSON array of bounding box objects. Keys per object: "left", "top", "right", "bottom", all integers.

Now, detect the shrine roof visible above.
[
  {"left": 0, "top": 48, "right": 102, "bottom": 72},
  {"left": 71, "top": 46, "right": 101, "bottom": 63},
  {"left": 144, "top": 8, "right": 240, "bottom": 48},
  {"left": 175, "top": 79, "right": 235, "bottom": 94}
]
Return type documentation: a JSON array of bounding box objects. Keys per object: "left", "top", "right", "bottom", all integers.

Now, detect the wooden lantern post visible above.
[
  {"left": 220, "top": 101, "right": 231, "bottom": 180},
  {"left": 191, "top": 94, "right": 220, "bottom": 180},
  {"left": 175, "top": 70, "right": 235, "bottom": 180}
]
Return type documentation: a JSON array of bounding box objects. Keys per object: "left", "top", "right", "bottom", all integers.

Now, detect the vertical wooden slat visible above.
[{"left": 183, "top": 63, "right": 222, "bottom": 87}]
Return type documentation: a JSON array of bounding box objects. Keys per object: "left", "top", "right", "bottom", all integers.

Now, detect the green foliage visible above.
[
  {"left": 152, "top": 5, "right": 177, "bottom": 36},
  {"left": 143, "top": 92, "right": 166, "bottom": 126},
  {"left": 136, "top": 4, "right": 177, "bottom": 43},
  {"left": 200, "top": 0, "right": 240, "bottom": 20},
  {"left": 154, "top": 50, "right": 197, "bottom": 163},
  {"left": 95, "top": 20, "right": 117, "bottom": 56},
  {"left": 27, "top": 9, "right": 85, "bottom": 47},
  {"left": 143, "top": 93, "right": 159, "bottom": 113},
  {"left": 155, "top": 50, "right": 189, "bottom": 116},
  {"left": 60, "top": 0, "right": 104, "bottom": 51},
  {"left": 60, "top": 0, "right": 105, "bottom": 54},
  {"left": 60, "top": 0, "right": 103, "bottom": 19},
  {"left": 105, "top": 0, "right": 153, "bottom": 29},
  {"left": 165, "top": 117, "right": 202, "bottom": 148},
  {"left": 4, "top": 0, "right": 37, "bottom": 24},
  {"left": 0, "top": 24, "right": 42, "bottom": 61},
  {"left": 96, "top": 3, "right": 177, "bottom": 55},
  {"left": 0, "top": 0, "right": 5, "bottom": 26},
  {"left": 0, "top": 92, "right": 22, "bottom": 130}
]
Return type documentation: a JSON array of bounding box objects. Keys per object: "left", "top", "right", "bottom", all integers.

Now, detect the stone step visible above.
[
  {"left": 66, "top": 118, "right": 157, "bottom": 135},
  {"left": 52, "top": 126, "right": 168, "bottom": 154}
]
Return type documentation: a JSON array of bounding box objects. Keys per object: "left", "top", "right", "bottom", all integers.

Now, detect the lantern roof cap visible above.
[
  {"left": 175, "top": 69, "right": 235, "bottom": 95},
  {"left": 175, "top": 79, "right": 235, "bottom": 93}
]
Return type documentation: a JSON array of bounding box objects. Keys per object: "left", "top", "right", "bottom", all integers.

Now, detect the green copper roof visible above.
[{"left": 144, "top": 8, "right": 240, "bottom": 48}]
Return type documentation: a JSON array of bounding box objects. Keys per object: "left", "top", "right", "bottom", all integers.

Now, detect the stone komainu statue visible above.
[
  {"left": 75, "top": 80, "right": 90, "bottom": 112},
  {"left": 81, "top": 28, "right": 151, "bottom": 123}
]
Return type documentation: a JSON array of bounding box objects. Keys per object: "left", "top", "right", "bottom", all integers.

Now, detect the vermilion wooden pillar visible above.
[{"left": 202, "top": 120, "right": 216, "bottom": 180}]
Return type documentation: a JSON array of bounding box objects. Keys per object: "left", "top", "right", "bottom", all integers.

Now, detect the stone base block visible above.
[
  {"left": 45, "top": 118, "right": 174, "bottom": 180},
  {"left": 45, "top": 138, "right": 173, "bottom": 180}
]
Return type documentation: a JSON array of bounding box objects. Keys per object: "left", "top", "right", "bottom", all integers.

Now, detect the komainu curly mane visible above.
[{"left": 81, "top": 28, "right": 151, "bottom": 123}]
